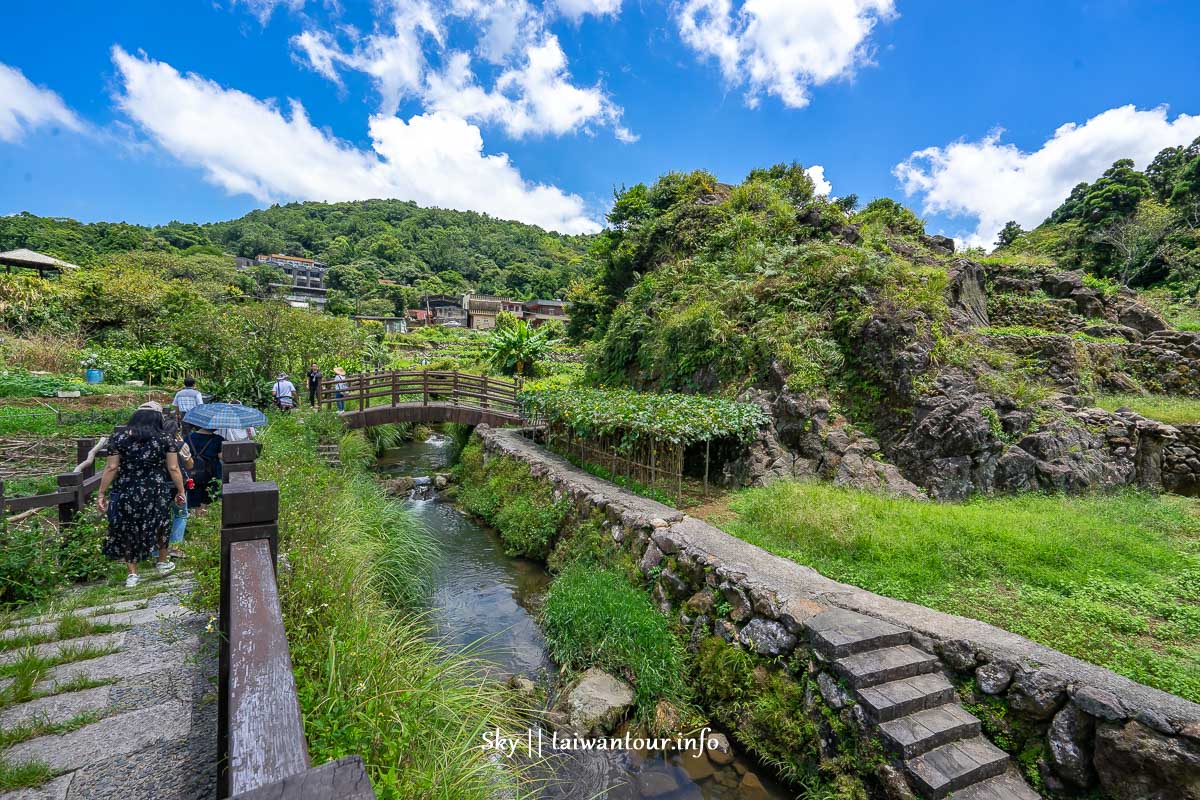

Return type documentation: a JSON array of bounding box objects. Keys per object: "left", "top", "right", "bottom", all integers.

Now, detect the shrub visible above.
[{"left": 542, "top": 564, "right": 690, "bottom": 714}]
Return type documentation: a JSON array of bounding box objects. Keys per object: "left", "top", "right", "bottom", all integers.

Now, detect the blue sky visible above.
[{"left": 2, "top": 0, "right": 1199, "bottom": 245}]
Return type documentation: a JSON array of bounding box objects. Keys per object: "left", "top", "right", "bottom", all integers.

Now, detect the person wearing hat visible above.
[
  {"left": 272, "top": 372, "right": 298, "bottom": 412},
  {"left": 331, "top": 367, "right": 348, "bottom": 413},
  {"left": 97, "top": 405, "right": 186, "bottom": 587}
]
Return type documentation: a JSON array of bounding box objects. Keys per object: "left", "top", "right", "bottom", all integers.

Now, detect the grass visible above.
[
  {"left": 1094, "top": 393, "right": 1200, "bottom": 425},
  {"left": 716, "top": 482, "right": 1200, "bottom": 702},
  {"left": 0, "top": 615, "right": 128, "bottom": 654},
  {"left": 189, "top": 412, "right": 531, "bottom": 800},
  {"left": 541, "top": 564, "right": 690, "bottom": 715},
  {"left": 0, "top": 758, "right": 54, "bottom": 792},
  {"left": 0, "top": 404, "right": 136, "bottom": 437},
  {"left": 0, "top": 710, "right": 104, "bottom": 749},
  {"left": 455, "top": 441, "right": 567, "bottom": 559}
]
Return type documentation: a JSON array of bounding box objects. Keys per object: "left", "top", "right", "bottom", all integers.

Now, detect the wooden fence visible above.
[
  {"left": 318, "top": 369, "right": 520, "bottom": 417},
  {"left": 0, "top": 436, "right": 110, "bottom": 525},
  {"left": 218, "top": 442, "right": 375, "bottom": 799}
]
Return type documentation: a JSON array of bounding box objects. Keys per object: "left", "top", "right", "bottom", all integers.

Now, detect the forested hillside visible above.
[{"left": 0, "top": 198, "right": 590, "bottom": 300}]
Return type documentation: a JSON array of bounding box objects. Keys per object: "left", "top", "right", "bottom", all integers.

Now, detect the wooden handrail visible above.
[
  {"left": 218, "top": 442, "right": 374, "bottom": 799},
  {"left": 3, "top": 435, "right": 107, "bottom": 524}
]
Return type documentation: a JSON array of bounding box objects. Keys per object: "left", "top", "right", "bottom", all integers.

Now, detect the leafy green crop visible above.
[{"left": 520, "top": 386, "right": 767, "bottom": 444}]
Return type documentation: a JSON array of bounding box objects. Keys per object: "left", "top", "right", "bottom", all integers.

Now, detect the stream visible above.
[{"left": 376, "top": 435, "right": 792, "bottom": 800}]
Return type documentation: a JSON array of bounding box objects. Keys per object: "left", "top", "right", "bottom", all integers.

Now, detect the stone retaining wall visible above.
[{"left": 474, "top": 425, "right": 1200, "bottom": 800}]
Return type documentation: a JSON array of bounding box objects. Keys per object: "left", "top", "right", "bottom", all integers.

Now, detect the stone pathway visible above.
[{"left": 0, "top": 574, "right": 217, "bottom": 800}]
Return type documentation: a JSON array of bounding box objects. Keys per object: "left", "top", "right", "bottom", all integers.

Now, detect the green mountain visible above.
[{"left": 0, "top": 199, "right": 592, "bottom": 301}]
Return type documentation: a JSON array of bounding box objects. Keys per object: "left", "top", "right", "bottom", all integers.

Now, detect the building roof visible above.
[
  {"left": 525, "top": 299, "right": 566, "bottom": 308},
  {"left": 258, "top": 253, "right": 324, "bottom": 266},
  {"left": 0, "top": 248, "right": 80, "bottom": 271}
]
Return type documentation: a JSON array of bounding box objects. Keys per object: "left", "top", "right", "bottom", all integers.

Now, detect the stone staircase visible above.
[
  {"left": 316, "top": 442, "right": 341, "bottom": 468},
  {"left": 808, "top": 609, "right": 1039, "bottom": 800},
  {"left": 0, "top": 574, "right": 215, "bottom": 800}
]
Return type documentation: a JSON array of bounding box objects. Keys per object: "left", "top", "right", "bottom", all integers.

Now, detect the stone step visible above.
[
  {"left": 906, "top": 737, "right": 1010, "bottom": 799},
  {"left": 948, "top": 767, "right": 1041, "bottom": 800},
  {"left": 0, "top": 633, "right": 127, "bottom": 667},
  {"left": 2, "top": 700, "right": 190, "bottom": 773},
  {"left": 36, "top": 636, "right": 198, "bottom": 693},
  {"left": 856, "top": 673, "right": 957, "bottom": 723},
  {"left": 879, "top": 704, "right": 982, "bottom": 758},
  {"left": 0, "top": 772, "right": 73, "bottom": 799},
  {"left": 834, "top": 644, "right": 940, "bottom": 689},
  {"left": 0, "top": 685, "right": 113, "bottom": 729},
  {"left": 807, "top": 608, "right": 911, "bottom": 658},
  {"left": 9, "top": 599, "right": 147, "bottom": 629}
]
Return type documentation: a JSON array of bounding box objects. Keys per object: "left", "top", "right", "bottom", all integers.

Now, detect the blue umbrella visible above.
[{"left": 183, "top": 403, "right": 268, "bottom": 431}]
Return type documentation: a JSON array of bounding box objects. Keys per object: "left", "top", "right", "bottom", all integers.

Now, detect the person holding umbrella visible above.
[{"left": 182, "top": 402, "right": 269, "bottom": 514}]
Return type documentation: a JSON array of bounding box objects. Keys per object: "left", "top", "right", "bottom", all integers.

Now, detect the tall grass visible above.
[
  {"left": 541, "top": 565, "right": 690, "bottom": 715},
  {"left": 721, "top": 482, "right": 1200, "bottom": 701},
  {"left": 198, "top": 413, "right": 530, "bottom": 800}
]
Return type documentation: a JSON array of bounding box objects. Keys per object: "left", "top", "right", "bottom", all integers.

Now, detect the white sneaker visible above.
[
  {"left": 156, "top": 561, "right": 176, "bottom": 575},
  {"left": 125, "top": 574, "right": 140, "bottom": 588}
]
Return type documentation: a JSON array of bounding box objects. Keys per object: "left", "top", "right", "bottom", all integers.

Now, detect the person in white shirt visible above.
[
  {"left": 172, "top": 377, "right": 203, "bottom": 414},
  {"left": 272, "top": 373, "right": 298, "bottom": 412}
]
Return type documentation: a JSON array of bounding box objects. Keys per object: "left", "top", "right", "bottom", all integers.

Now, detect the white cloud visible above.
[
  {"left": 676, "top": 0, "right": 895, "bottom": 109},
  {"left": 805, "top": 164, "right": 831, "bottom": 196},
  {"left": 111, "top": 47, "right": 600, "bottom": 234},
  {"left": 424, "top": 34, "right": 631, "bottom": 139},
  {"left": 0, "top": 63, "right": 84, "bottom": 143},
  {"left": 230, "top": 0, "right": 306, "bottom": 24},
  {"left": 292, "top": 1, "right": 443, "bottom": 115},
  {"left": 553, "top": 0, "right": 622, "bottom": 21},
  {"left": 292, "top": 0, "right": 633, "bottom": 140},
  {"left": 894, "top": 105, "right": 1200, "bottom": 248}
]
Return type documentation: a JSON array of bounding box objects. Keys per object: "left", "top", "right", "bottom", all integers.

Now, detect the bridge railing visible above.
[
  {"left": 318, "top": 369, "right": 519, "bottom": 416},
  {"left": 219, "top": 442, "right": 374, "bottom": 800}
]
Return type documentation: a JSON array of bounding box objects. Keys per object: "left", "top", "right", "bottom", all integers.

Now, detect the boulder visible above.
[
  {"left": 1094, "top": 720, "right": 1200, "bottom": 800},
  {"left": 946, "top": 259, "right": 988, "bottom": 328},
  {"left": 924, "top": 234, "right": 956, "bottom": 256},
  {"left": 975, "top": 661, "right": 1014, "bottom": 695},
  {"left": 1073, "top": 685, "right": 1127, "bottom": 721},
  {"left": 1048, "top": 702, "right": 1096, "bottom": 788},
  {"left": 817, "top": 672, "right": 851, "bottom": 710},
  {"left": 736, "top": 771, "right": 770, "bottom": 800},
  {"left": 565, "top": 668, "right": 635, "bottom": 735},
  {"left": 1007, "top": 668, "right": 1067, "bottom": 720},
  {"left": 738, "top": 618, "right": 797, "bottom": 657},
  {"left": 651, "top": 700, "right": 684, "bottom": 737},
  {"left": 719, "top": 582, "right": 753, "bottom": 622},
  {"left": 636, "top": 769, "right": 680, "bottom": 798},
  {"left": 1117, "top": 303, "right": 1168, "bottom": 336},
  {"left": 707, "top": 732, "right": 735, "bottom": 765},
  {"left": 680, "top": 749, "right": 715, "bottom": 781}
]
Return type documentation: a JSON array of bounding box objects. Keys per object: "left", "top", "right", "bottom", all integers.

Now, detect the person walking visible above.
[
  {"left": 172, "top": 377, "right": 204, "bottom": 414},
  {"left": 332, "top": 367, "right": 348, "bottom": 413},
  {"left": 96, "top": 407, "right": 186, "bottom": 588},
  {"left": 162, "top": 411, "right": 194, "bottom": 561},
  {"left": 272, "top": 373, "right": 297, "bottom": 412},
  {"left": 184, "top": 426, "right": 224, "bottom": 514},
  {"left": 306, "top": 363, "right": 322, "bottom": 407}
]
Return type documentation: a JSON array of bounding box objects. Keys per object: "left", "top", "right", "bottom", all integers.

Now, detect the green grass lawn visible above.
[
  {"left": 716, "top": 483, "right": 1200, "bottom": 702},
  {"left": 1094, "top": 393, "right": 1200, "bottom": 425}
]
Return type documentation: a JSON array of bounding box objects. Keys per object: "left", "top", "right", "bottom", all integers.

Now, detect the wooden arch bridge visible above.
[{"left": 318, "top": 369, "right": 523, "bottom": 428}]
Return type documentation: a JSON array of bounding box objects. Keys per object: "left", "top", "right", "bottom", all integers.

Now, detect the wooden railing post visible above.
[
  {"left": 422, "top": 371, "right": 429, "bottom": 406},
  {"left": 222, "top": 442, "right": 261, "bottom": 484},
  {"left": 358, "top": 374, "right": 366, "bottom": 413},
  {"left": 452, "top": 371, "right": 459, "bottom": 406},
  {"left": 482, "top": 376, "right": 490, "bottom": 410},
  {"left": 56, "top": 469, "right": 81, "bottom": 524},
  {"left": 391, "top": 370, "right": 398, "bottom": 407}
]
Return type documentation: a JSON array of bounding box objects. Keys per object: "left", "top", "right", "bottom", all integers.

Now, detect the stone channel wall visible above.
[{"left": 473, "top": 425, "right": 1200, "bottom": 800}]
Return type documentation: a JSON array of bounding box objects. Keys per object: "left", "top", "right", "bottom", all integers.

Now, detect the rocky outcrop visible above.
[
  {"left": 723, "top": 383, "right": 924, "bottom": 499},
  {"left": 946, "top": 259, "right": 989, "bottom": 329}
]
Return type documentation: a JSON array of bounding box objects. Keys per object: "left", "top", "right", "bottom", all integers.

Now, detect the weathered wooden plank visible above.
[
  {"left": 228, "top": 539, "right": 309, "bottom": 796},
  {"left": 223, "top": 479, "right": 280, "bottom": 526},
  {"left": 5, "top": 490, "right": 74, "bottom": 514},
  {"left": 228, "top": 756, "right": 375, "bottom": 800}
]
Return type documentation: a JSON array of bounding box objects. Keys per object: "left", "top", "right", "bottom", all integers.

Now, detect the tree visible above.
[
  {"left": 485, "top": 319, "right": 551, "bottom": 378},
  {"left": 1094, "top": 200, "right": 1175, "bottom": 286},
  {"left": 995, "top": 221, "right": 1024, "bottom": 249}
]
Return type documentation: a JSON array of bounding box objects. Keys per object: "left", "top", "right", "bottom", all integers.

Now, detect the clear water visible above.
[{"left": 376, "top": 438, "right": 793, "bottom": 800}]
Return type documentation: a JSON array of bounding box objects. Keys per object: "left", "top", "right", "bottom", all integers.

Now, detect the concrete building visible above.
[{"left": 524, "top": 299, "right": 569, "bottom": 327}]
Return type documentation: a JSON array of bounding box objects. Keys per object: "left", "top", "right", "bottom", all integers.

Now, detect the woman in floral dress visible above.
[{"left": 96, "top": 408, "right": 188, "bottom": 588}]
